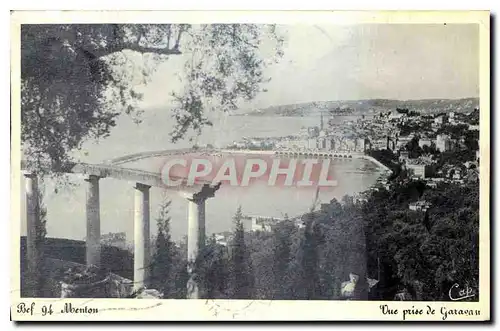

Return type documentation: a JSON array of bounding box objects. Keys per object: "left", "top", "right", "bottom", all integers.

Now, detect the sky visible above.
[{"left": 139, "top": 24, "right": 479, "bottom": 110}]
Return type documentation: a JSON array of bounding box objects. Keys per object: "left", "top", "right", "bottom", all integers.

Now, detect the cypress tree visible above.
[
  {"left": 296, "top": 189, "right": 322, "bottom": 299},
  {"left": 150, "top": 198, "right": 177, "bottom": 297},
  {"left": 228, "top": 206, "right": 254, "bottom": 299},
  {"left": 271, "top": 220, "right": 295, "bottom": 299},
  {"left": 197, "top": 234, "right": 230, "bottom": 298},
  {"left": 301, "top": 217, "right": 321, "bottom": 299}
]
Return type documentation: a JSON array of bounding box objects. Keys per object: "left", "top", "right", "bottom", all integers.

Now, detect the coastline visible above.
[
  {"left": 107, "top": 147, "right": 393, "bottom": 175},
  {"left": 359, "top": 154, "right": 392, "bottom": 173}
]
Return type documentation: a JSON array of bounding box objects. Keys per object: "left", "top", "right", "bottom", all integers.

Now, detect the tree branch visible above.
[{"left": 88, "top": 43, "right": 182, "bottom": 59}]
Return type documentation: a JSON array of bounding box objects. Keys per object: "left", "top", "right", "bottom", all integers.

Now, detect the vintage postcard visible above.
[{"left": 10, "top": 10, "right": 490, "bottom": 321}]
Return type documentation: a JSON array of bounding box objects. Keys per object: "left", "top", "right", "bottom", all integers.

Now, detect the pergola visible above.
[{"left": 21, "top": 160, "right": 220, "bottom": 299}]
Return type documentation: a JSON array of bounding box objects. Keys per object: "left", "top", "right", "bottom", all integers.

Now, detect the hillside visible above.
[
  {"left": 243, "top": 98, "right": 479, "bottom": 117},
  {"left": 20, "top": 236, "right": 134, "bottom": 280}
]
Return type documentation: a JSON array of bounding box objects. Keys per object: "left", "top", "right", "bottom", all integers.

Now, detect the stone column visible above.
[
  {"left": 85, "top": 175, "right": 101, "bottom": 267},
  {"left": 187, "top": 197, "right": 206, "bottom": 263},
  {"left": 185, "top": 183, "right": 221, "bottom": 299},
  {"left": 134, "top": 183, "right": 151, "bottom": 292},
  {"left": 186, "top": 196, "right": 206, "bottom": 299},
  {"left": 24, "top": 172, "right": 40, "bottom": 297}
]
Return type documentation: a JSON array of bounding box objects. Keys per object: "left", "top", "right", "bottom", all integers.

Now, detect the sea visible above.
[{"left": 20, "top": 109, "right": 383, "bottom": 242}]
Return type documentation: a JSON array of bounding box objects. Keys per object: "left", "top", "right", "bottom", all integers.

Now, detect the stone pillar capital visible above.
[
  {"left": 84, "top": 174, "right": 101, "bottom": 182},
  {"left": 22, "top": 171, "right": 37, "bottom": 178},
  {"left": 183, "top": 183, "right": 221, "bottom": 202},
  {"left": 134, "top": 182, "right": 151, "bottom": 191},
  {"left": 186, "top": 194, "right": 207, "bottom": 204}
]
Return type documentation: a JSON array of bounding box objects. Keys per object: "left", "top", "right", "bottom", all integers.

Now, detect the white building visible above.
[
  {"left": 399, "top": 151, "right": 410, "bottom": 162},
  {"left": 308, "top": 138, "right": 319, "bottom": 149},
  {"left": 372, "top": 139, "right": 387, "bottom": 150},
  {"left": 409, "top": 200, "right": 431, "bottom": 212},
  {"left": 241, "top": 215, "right": 281, "bottom": 232},
  {"left": 426, "top": 181, "right": 438, "bottom": 189},
  {"left": 276, "top": 138, "right": 308, "bottom": 150},
  {"left": 214, "top": 234, "right": 229, "bottom": 247},
  {"left": 405, "top": 155, "right": 436, "bottom": 179},
  {"left": 452, "top": 170, "right": 462, "bottom": 180},
  {"left": 435, "top": 134, "right": 453, "bottom": 152},
  {"left": 389, "top": 113, "right": 405, "bottom": 121},
  {"left": 407, "top": 163, "right": 427, "bottom": 179},
  {"left": 434, "top": 116, "right": 445, "bottom": 125},
  {"left": 241, "top": 215, "right": 304, "bottom": 232},
  {"left": 418, "top": 138, "right": 433, "bottom": 148},
  {"left": 317, "top": 136, "right": 334, "bottom": 151},
  {"left": 396, "top": 135, "right": 413, "bottom": 150}
]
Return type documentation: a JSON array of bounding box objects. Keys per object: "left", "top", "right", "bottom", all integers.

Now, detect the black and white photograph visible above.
[{"left": 11, "top": 10, "right": 490, "bottom": 321}]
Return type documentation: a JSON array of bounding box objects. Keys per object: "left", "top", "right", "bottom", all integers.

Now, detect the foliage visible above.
[
  {"left": 62, "top": 264, "right": 108, "bottom": 285},
  {"left": 404, "top": 136, "right": 423, "bottom": 159},
  {"left": 228, "top": 206, "right": 254, "bottom": 298},
  {"left": 247, "top": 230, "right": 275, "bottom": 299},
  {"left": 270, "top": 220, "right": 296, "bottom": 299},
  {"left": 294, "top": 214, "right": 322, "bottom": 299},
  {"left": 367, "top": 149, "right": 402, "bottom": 180},
  {"left": 437, "top": 124, "right": 469, "bottom": 140},
  {"left": 21, "top": 24, "right": 284, "bottom": 173},
  {"left": 150, "top": 197, "right": 183, "bottom": 297},
  {"left": 398, "top": 121, "right": 433, "bottom": 137},
  {"left": 361, "top": 179, "right": 479, "bottom": 300},
  {"left": 196, "top": 235, "right": 230, "bottom": 298},
  {"left": 26, "top": 176, "right": 478, "bottom": 301},
  {"left": 35, "top": 183, "right": 48, "bottom": 260},
  {"left": 468, "top": 108, "right": 480, "bottom": 125}
]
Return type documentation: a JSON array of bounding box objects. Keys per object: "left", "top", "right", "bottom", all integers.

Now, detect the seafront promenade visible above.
[{"left": 105, "top": 147, "right": 392, "bottom": 173}]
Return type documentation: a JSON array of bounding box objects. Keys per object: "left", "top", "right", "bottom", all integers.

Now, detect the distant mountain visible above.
[{"left": 242, "top": 98, "right": 479, "bottom": 117}]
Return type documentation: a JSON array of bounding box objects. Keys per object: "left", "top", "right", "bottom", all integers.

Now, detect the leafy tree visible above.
[
  {"left": 21, "top": 24, "right": 284, "bottom": 173},
  {"left": 366, "top": 148, "right": 402, "bottom": 179},
  {"left": 421, "top": 142, "right": 439, "bottom": 156},
  {"left": 362, "top": 179, "right": 479, "bottom": 301},
  {"left": 228, "top": 206, "right": 254, "bottom": 298},
  {"left": 196, "top": 235, "right": 230, "bottom": 298},
  {"left": 437, "top": 124, "right": 469, "bottom": 140},
  {"left": 464, "top": 129, "right": 479, "bottom": 152},
  {"left": 405, "top": 136, "right": 423, "bottom": 159},
  {"left": 468, "top": 108, "right": 480, "bottom": 125}
]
